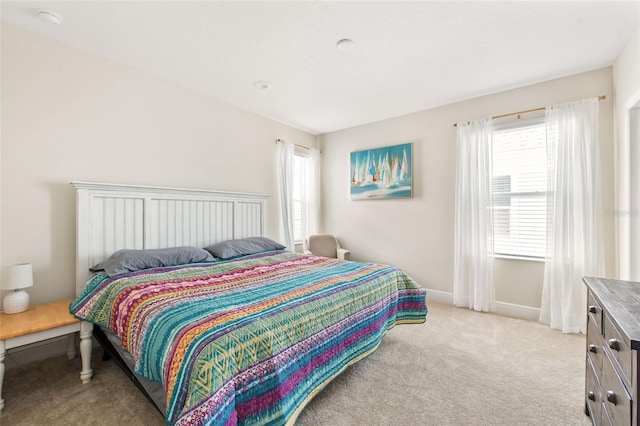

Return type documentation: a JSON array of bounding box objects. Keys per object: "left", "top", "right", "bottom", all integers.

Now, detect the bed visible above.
[{"left": 69, "top": 182, "right": 427, "bottom": 425}]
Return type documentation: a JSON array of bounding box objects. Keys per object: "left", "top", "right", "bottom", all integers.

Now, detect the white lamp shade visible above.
[{"left": 2, "top": 263, "right": 34, "bottom": 290}]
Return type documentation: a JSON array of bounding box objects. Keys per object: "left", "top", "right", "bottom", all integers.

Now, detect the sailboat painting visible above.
[{"left": 350, "top": 142, "right": 413, "bottom": 200}]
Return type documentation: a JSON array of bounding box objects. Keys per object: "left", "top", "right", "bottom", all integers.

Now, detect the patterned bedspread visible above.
[{"left": 70, "top": 251, "right": 427, "bottom": 425}]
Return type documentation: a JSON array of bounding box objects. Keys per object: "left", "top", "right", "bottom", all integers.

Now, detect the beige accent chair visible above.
[{"left": 303, "top": 234, "right": 351, "bottom": 260}]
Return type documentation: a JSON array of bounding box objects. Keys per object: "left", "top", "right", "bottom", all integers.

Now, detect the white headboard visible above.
[{"left": 72, "top": 181, "right": 269, "bottom": 296}]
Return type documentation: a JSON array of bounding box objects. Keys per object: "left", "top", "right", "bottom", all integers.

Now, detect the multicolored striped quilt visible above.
[{"left": 70, "top": 251, "right": 427, "bottom": 425}]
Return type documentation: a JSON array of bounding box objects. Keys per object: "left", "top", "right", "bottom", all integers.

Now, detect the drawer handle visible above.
[
  {"left": 588, "top": 344, "right": 597, "bottom": 353},
  {"left": 606, "top": 391, "right": 617, "bottom": 405},
  {"left": 608, "top": 339, "right": 620, "bottom": 351},
  {"left": 588, "top": 305, "right": 598, "bottom": 314},
  {"left": 587, "top": 391, "right": 596, "bottom": 402}
]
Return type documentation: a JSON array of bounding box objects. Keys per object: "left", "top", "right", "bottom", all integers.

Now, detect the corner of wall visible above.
[{"left": 612, "top": 25, "right": 640, "bottom": 280}]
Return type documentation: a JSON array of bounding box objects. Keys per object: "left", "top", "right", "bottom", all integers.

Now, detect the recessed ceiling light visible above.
[
  {"left": 37, "top": 9, "right": 63, "bottom": 25},
  {"left": 336, "top": 39, "right": 354, "bottom": 51},
  {"left": 253, "top": 81, "right": 271, "bottom": 90}
]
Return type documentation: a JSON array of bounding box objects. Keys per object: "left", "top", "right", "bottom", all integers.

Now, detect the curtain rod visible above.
[
  {"left": 452, "top": 95, "right": 606, "bottom": 127},
  {"left": 275, "top": 139, "right": 310, "bottom": 150}
]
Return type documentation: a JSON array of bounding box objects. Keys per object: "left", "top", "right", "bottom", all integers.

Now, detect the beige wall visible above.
[
  {"left": 319, "top": 68, "right": 615, "bottom": 312},
  {"left": 0, "top": 23, "right": 625, "bottom": 314},
  {"left": 612, "top": 26, "right": 640, "bottom": 280},
  {"left": 0, "top": 24, "right": 315, "bottom": 307}
]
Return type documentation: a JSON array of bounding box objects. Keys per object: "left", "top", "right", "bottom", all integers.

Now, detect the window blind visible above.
[{"left": 492, "top": 120, "right": 547, "bottom": 259}]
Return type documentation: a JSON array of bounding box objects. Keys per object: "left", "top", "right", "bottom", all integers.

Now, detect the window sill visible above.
[{"left": 494, "top": 254, "right": 545, "bottom": 263}]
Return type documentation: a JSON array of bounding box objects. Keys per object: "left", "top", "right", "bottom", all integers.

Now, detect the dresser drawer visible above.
[
  {"left": 586, "top": 354, "right": 603, "bottom": 424},
  {"left": 602, "top": 350, "right": 632, "bottom": 426},
  {"left": 588, "top": 292, "right": 603, "bottom": 331},
  {"left": 587, "top": 315, "right": 603, "bottom": 374},
  {"left": 603, "top": 314, "right": 632, "bottom": 389}
]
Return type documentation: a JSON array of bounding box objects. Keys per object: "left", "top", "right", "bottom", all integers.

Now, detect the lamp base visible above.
[{"left": 3, "top": 289, "right": 30, "bottom": 314}]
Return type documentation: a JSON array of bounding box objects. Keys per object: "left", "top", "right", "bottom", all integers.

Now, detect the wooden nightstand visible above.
[{"left": 0, "top": 298, "right": 93, "bottom": 413}]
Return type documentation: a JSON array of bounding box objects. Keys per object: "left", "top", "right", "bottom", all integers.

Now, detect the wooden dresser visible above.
[{"left": 584, "top": 277, "right": 640, "bottom": 425}]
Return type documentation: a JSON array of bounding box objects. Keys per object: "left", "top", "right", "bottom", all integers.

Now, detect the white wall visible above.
[
  {"left": 631, "top": 107, "right": 640, "bottom": 280},
  {"left": 319, "top": 68, "right": 615, "bottom": 312},
  {"left": 612, "top": 25, "right": 640, "bottom": 280},
  {"left": 0, "top": 24, "right": 316, "bottom": 307}
]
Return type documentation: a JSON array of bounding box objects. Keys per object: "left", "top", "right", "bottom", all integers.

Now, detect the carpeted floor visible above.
[{"left": 1, "top": 302, "right": 591, "bottom": 425}]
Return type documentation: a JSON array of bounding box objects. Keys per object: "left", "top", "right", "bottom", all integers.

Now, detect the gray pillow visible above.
[
  {"left": 90, "top": 246, "right": 215, "bottom": 277},
  {"left": 204, "top": 237, "right": 286, "bottom": 259}
]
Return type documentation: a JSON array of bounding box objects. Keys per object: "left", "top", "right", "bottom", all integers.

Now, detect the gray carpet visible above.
[{"left": 1, "top": 302, "right": 591, "bottom": 425}]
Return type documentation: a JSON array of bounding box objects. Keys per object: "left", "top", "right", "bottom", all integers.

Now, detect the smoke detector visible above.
[
  {"left": 336, "top": 39, "right": 354, "bottom": 51},
  {"left": 37, "top": 9, "right": 63, "bottom": 25}
]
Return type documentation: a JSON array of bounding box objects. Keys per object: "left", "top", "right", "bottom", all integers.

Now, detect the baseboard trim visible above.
[
  {"left": 495, "top": 300, "right": 540, "bottom": 321},
  {"left": 425, "top": 288, "right": 540, "bottom": 321},
  {"left": 425, "top": 289, "right": 454, "bottom": 304}
]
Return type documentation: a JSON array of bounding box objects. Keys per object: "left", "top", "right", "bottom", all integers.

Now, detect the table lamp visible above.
[{"left": 2, "top": 263, "right": 34, "bottom": 314}]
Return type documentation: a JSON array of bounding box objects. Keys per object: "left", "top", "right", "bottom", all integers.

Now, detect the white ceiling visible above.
[{"left": 2, "top": 1, "right": 639, "bottom": 135}]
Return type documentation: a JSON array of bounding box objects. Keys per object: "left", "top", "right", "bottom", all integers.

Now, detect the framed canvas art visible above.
[{"left": 350, "top": 142, "right": 413, "bottom": 200}]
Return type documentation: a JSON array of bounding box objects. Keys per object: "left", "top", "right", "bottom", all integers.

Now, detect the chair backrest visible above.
[{"left": 307, "top": 234, "right": 339, "bottom": 258}]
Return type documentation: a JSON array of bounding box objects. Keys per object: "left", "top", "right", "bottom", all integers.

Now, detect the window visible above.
[
  {"left": 492, "top": 119, "right": 547, "bottom": 259},
  {"left": 292, "top": 150, "right": 309, "bottom": 243}
]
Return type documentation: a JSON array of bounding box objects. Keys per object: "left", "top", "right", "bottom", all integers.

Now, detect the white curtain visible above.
[
  {"left": 303, "top": 148, "right": 321, "bottom": 238},
  {"left": 453, "top": 118, "right": 496, "bottom": 312},
  {"left": 277, "top": 140, "right": 295, "bottom": 251},
  {"left": 540, "top": 98, "right": 604, "bottom": 333}
]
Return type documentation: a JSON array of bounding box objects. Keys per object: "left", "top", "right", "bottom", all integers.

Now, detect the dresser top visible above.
[{"left": 584, "top": 277, "right": 640, "bottom": 350}]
